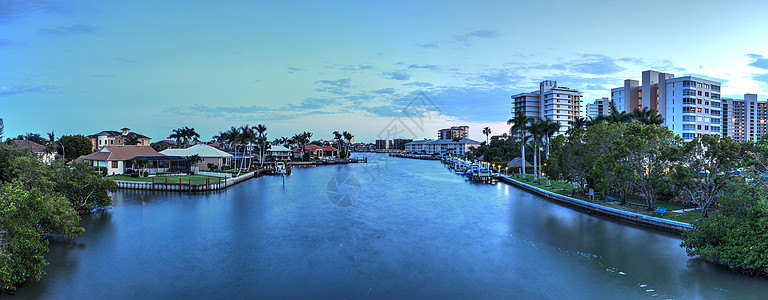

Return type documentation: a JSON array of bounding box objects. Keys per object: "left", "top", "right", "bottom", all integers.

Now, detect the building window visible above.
[
  {"left": 698, "top": 91, "right": 702, "bottom": 96},
  {"left": 111, "top": 161, "right": 118, "bottom": 168}
]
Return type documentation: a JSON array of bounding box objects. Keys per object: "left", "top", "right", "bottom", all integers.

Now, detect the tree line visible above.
[{"left": 0, "top": 143, "right": 117, "bottom": 290}]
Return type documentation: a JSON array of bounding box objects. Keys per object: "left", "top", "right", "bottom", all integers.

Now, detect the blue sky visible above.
[{"left": 3, "top": 0, "right": 768, "bottom": 143}]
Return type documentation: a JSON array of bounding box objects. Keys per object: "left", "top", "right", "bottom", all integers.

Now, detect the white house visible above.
[
  {"left": 267, "top": 146, "right": 292, "bottom": 161},
  {"left": 160, "top": 144, "right": 233, "bottom": 171}
]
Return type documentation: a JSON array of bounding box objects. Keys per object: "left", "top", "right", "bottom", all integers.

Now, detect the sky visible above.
[{"left": 2, "top": 0, "right": 768, "bottom": 143}]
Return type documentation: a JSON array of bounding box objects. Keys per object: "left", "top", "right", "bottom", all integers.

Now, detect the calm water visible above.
[{"left": 9, "top": 153, "right": 768, "bottom": 299}]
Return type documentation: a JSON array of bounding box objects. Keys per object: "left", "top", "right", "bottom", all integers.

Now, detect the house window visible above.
[{"left": 111, "top": 161, "right": 118, "bottom": 168}]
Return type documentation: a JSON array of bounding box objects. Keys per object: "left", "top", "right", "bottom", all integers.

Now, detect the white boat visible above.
[{"left": 275, "top": 162, "right": 288, "bottom": 175}]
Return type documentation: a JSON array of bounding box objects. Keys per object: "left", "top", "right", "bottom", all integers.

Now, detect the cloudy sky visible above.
[{"left": 3, "top": 0, "right": 768, "bottom": 142}]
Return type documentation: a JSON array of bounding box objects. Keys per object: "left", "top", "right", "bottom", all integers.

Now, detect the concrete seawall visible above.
[
  {"left": 496, "top": 175, "right": 693, "bottom": 235},
  {"left": 113, "top": 168, "right": 272, "bottom": 192}
]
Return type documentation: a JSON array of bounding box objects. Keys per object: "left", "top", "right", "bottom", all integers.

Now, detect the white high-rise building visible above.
[
  {"left": 511, "top": 80, "right": 582, "bottom": 136},
  {"left": 611, "top": 70, "right": 721, "bottom": 141},
  {"left": 586, "top": 97, "right": 611, "bottom": 120}
]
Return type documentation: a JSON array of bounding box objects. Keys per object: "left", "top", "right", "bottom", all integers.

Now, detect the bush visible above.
[
  {"left": 125, "top": 169, "right": 134, "bottom": 174},
  {"left": 221, "top": 165, "right": 232, "bottom": 170},
  {"left": 207, "top": 163, "right": 217, "bottom": 171},
  {"left": 143, "top": 171, "right": 149, "bottom": 178},
  {"left": 130, "top": 173, "right": 139, "bottom": 178}
]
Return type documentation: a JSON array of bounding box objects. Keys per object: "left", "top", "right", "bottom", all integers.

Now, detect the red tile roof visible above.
[{"left": 298, "top": 144, "right": 338, "bottom": 151}]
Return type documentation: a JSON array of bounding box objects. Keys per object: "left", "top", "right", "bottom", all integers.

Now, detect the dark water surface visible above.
[{"left": 10, "top": 153, "right": 768, "bottom": 299}]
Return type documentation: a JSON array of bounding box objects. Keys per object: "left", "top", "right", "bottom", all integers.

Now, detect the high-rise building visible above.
[
  {"left": 586, "top": 97, "right": 611, "bottom": 119},
  {"left": 611, "top": 70, "right": 722, "bottom": 141},
  {"left": 723, "top": 94, "right": 768, "bottom": 142},
  {"left": 437, "top": 126, "right": 469, "bottom": 140},
  {"left": 511, "top": 80, "right": 582, "bottom": 136},
  {"left": 375, "top": 139, "right": 391, "bottom": 150}
]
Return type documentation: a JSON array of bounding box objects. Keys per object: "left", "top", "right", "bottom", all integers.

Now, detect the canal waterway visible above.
[{"left": 11, "top": 153, "right": 768, "bottom": 299}]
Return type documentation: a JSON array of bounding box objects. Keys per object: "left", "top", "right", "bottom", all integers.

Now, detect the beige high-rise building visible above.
[
  {"left": 722, "top": 94, "right": 768, "bottom": 142},
  {"left": 611, "top": 70, "right": 722, "bottom": 142}
]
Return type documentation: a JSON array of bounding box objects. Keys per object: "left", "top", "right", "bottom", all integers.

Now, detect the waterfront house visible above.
[
  {"left": 87, "top": 127, "right": 151, "bottom": 151},
  {"left": 5, "top": 139, "right": 56, "bottom": 164},
  {"left": 267, "top": 146, "right": 292, "bottom": 161},
  {"left": 293, "top": 144, "right": 339, "bottom": 159},
  {"left": 160, "top": 144, "right": 233, "bottom": 171},
  {"left": 76, "top": 145, "right": 183, "bottom": 175}
]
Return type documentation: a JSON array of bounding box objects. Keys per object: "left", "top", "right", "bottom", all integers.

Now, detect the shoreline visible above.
[{"left": 495, "top": 175, "right": 692, "bottom": 234}]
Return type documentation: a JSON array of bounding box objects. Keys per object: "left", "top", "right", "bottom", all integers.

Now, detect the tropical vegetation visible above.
[{"left": 0, "top": 143, "right": 117, "bottom": 290}]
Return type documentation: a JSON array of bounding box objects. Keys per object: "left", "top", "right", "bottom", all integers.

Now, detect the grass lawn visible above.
[
  {"left": 502, "top": 173, "right": 702, "bottom": 224},
  {"left": 108, "top": 174, "right": 224, "bottom": 183}
]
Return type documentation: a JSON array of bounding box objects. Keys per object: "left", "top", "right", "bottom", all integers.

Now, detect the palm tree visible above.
[
  {"left": 630, "top": 107, "right": 665, "bottom": 125},
  {"left": 169, "top": 128, "right": 183, "bottom": 147},
  {"left": 540, "top": 118, "right": 561, "bottom": 186},
  {"left": 333, "top": 131, "right": 343, "bottom": 157},
  {"left": 238, "top": 125, "right": 256, "bottom": 173},
  {"left": 294, "top": 132, "right": 312, "bottom": 161},
  {"left": 342, "top": 131, "right": 353, "bottom": 159},
  {"left": 528, "top": 118, "right": 547, "bottom": 182},
  {"left": 606, "top": 102, "right": 631, "bottom": 124},
  {"left": 254, "top": 124, "right": 268, "bottom": 166},
  {"left": 184, "top": 127, "right": 200, "bottom": 147},
  {"left": 566, "top": 117, "right": 587, "bottom": 136},
  {"left": 508, "top": 110, "right": 530, "bottom": 179},
  {"left": 47, "top": 131, "right": 60, "bottom": 160},
  {"left": 187, "top": 154, "right": 202, "bottom": 173},
  {"left": 134, "top": 157, "right": 151, "bottom": 178},
  {"left": 124, "top": 133, "right": 140, "bottom": 145},
  {"left": 482, "top": 127, "right": 491, "bottom": 144}
]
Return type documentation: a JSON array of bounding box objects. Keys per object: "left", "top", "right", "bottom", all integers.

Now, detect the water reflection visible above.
[{"left": 11, "top": 153, "right": 768, "bottom": 299}]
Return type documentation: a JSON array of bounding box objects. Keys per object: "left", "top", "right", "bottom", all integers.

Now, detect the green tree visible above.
[
  {"left": 342, "top": 131, "right": 354, "bottom": 159},
  {"left": 254, "top": 124, "right": 268, "bottom": 166},
  {"left": 586, "top": 123, "right": 630, "bottom": 203},
  {"left": 51, "top": 162, "right": 118, "bottom": 213},
  {"left": 605, "top": 102, "right": 631, "bottom": 124},
  {"left": 0, "top": 182, "right": 84, "bottom": 290},
  {"left": 123, "top": 133, "right": 140, "bottom": 145},
  {"left": 15, "top": 133, "right": 47, "bottom": 145},
  {"left": 59, "top": 135, "right": 93, "bottom": 161},
  {"left": 133, "top": 157, "right": 151, "bottom": 178},
  {"left": 680, "top": 180, "right": 768, "bottom": 276},
  {"left": 623, "top": 123, "right": 683, "bottom": 210},
  {"left": 674, "top": 135, "right": 740, "bottom": 218},
  {"left": 187, "top": 155, "right": 202, "bottom": 171},
  {"left": 482, "top": 127, "right": 491, "bottom": 144},
  {"left": 630, "top": 107, "right": 665, "bottom": 125},
  {"left": 565, "top": 117, "right": 587, "bottom": 136},
  {"left": 528, "top": 118, "right": 547, "bottom": 182},
  {"left": 169, "top": 128, "right": 183, "bottom": 147}
]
